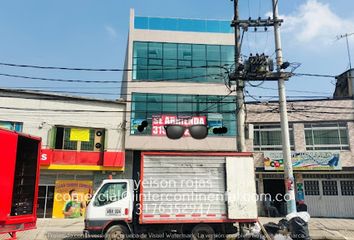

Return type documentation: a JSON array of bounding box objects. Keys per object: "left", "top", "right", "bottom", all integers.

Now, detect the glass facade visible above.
[
  {"left": 135, "top": 17, "right": 233, "bottom": 33},
  {"left": 131, "top": 93, "right": 236, "bottom": 136},
  {"left": 133, "top": 41, "right": 234, "bottom": 83}
]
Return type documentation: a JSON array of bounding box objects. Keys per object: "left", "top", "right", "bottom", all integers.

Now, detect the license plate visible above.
[{"left": 105, "top": 208, "right": 122, "bottom": 216}]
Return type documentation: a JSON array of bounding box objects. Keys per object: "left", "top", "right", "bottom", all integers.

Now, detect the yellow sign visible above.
[
  {"left": 70, "top": 128, "right": 90, "bottom": 142},
  {"left": 52, "top": 180, "right": 92, "bottom": 219}
]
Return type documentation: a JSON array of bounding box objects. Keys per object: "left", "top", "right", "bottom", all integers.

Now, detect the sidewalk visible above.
[
  {"left": 259, "top": 217, "right": 354, "bottom": 240},
  {"left": 0, "top": 219, "right": 84, "bottom": 240},
  {"left": 1, "top": 217, "right": 354, "bottom": 240}
]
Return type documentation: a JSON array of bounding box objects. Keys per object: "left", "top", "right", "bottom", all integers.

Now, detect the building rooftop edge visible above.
[
  {"left": 0, "top": 88, "right": 125, "bottom": 104},
  {"left": 135, "top": 15, "right": 232, "bottom": 22},
  {"left": 246, "top": 96, "right": 353, "bottom": 104}
]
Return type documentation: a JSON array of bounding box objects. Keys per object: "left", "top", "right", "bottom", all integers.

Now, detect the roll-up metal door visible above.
[{"left": 142, "top": 155, "right": 227, "bottom": 223}]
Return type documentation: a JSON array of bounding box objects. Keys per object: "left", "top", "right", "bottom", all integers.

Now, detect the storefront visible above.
[
  {"left": 257, "top": 151, "right": 354, "bottom": 218},
  {"left": 38, "top": 126, "right": 125, "bottom": 218}
]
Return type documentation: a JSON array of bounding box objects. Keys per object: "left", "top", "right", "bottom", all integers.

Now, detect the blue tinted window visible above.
[
  {"left": 207, "top": 45, "right": 220, "bottom": 61},
  {"left": 221, "top": 45, "right": 234, "bottom": 67},
  {"left": 131, "top": 93, "right": 236, "bottom": 136},
  {"left": 134, "top": 17, "right": 149, "bottom": 29},
  {"left": 178, "top": 19, "right": 206, "bottom": 32},
  {"left": 192, "top": 45, "right": 206, "bottom": 60},
  {"left": 134, "top": 16, "right": 233, "bottom": 33},
  {"left": 0, "top": 121, "right": 23, "bottom": 132},
  {"left": 206, "top": 21, "right": 220, "bottom": 33},
  {"left": 133, "top": 41, "right": 234, "bottom": 83},
  {"left": 178, "top": 44, "right": 192, "bottom": 60},
  {"left": 149, "top": 18, "right": 165, "bottom": 30},
  {"left": 219, "top": 21, "right": 233, "bottom": 33},
  {"left": 164, "top": 18, "right": 178, "bottom": 31},
  {"left": 164, "top": 43, "right": 177, "bottom": 59}
]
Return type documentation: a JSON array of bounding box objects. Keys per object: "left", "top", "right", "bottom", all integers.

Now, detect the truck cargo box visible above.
[
  {"left": 0, "top": 128, "right": 41, "bottom": 236},
  {"left": 140, "top": 152, "right": 258, "bottom": 224}
]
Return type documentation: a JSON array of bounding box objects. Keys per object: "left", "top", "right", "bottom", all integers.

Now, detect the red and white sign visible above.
[{"left": 152, "top": 115, "right": 207, "bottom": 136}]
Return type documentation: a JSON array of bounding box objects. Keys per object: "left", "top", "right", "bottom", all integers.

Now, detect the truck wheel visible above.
[
  {"left": 191, "top": 224, "right": 215, "bottom": 240},
  {"left": 105, "top": 225, "right": 130, "bottom": 240}
]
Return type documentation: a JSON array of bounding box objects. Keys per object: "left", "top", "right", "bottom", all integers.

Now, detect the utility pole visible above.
[
  {"left": 230, "top": 0, "right": 295, "bottom": 213},
  {"left": 233, "top": 0, "right": 246, "bottom": 152},
  {"left": 272, "top": 0, "right": 297, "bottom": 214},
  {"left": 337, "top": 32, "right": 354, "bottom": 69}
]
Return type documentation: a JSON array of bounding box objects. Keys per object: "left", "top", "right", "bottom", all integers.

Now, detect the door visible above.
[
  {"left": 263, "top": 179, "right": 286, "bottom": 216},
  {"left": 304, "top": 179, "right": 354, "bottom": 217},
  {"left": 37, "top": 185, "right": 55, "bottom": 218},
  {"left": 226, "top": 156, "right": 257, "bottom": 220}
]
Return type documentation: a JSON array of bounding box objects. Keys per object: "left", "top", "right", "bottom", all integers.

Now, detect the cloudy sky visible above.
[{"left": 0, "top": 0, "right": 353, "bottom": 100}]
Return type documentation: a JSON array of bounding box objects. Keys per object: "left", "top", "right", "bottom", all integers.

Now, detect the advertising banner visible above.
[
  {"left": 207, "top": 113, "right": 223, "bottom": 135},
  {"left": 52, "top": 180, "right": 92, "bottom": 218},
  {"left": 130, "top": 118, "right": 146, "bottom": 134},
  {"left": 264, "top": 151, "right": 341, "bottom": 171},
  {"left": 152, "top": 115, "right": 207, "bottom": 136},
  {"left": 70, "top": 128, "right": 90, "bottom": 142}
]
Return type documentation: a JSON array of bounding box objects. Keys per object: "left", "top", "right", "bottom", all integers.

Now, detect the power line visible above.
[
  {"left": 2, "top": 104, "right": 354, "bottom": 116},
  {"left": 258, "top": 102, "right": 354, "bottom": 111},
  {"left": 0, "top": 62, "right": 228, "bottom": 72},
  {"left": 0, "top": 73, "right": 121, "bottom": 83},
  {"left": 0, "top": 61, "right": 336, "bottom": 79},
  {"left": 293, "top": 73, "right": 335, "bottom": 78},
  {"left": 247, "top": 84, "right": 332, "bottom": 95},
  {"left": 0, "top": 88, "right": 333, "bottom": 99},
  {"left": 0, "top": 62, "right": 126, "bottom": 72},
  {"left": 0, "top": 72, "right": 224, "bottom": 84}
]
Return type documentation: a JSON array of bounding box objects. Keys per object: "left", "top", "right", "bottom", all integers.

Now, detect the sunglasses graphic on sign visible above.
[{"left": 164, "top": 124, "right": 208, "bottom": 140}]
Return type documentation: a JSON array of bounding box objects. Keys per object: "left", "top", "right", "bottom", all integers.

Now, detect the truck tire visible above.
[
  {"left": 105, "top": 225, "right": 130, "bottom": 240},
  {"left": 191, "top": 224, "right": 215, "bottom": 240}
]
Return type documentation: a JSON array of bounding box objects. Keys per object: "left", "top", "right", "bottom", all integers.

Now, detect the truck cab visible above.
[{"left": 85, "top": 179, "right": 134, "bottom": 232}]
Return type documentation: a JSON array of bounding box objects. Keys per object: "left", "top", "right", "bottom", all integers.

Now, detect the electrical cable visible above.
[
  {"left": 0, "top": 61, "right": 228, "bottom": 72},
  {"left": 247, "top": 85, "right": 332, "bottom": 95},
  {"left": 0, "top": 72, "right": 225, "bottom": 84},
  {"left": 0, "top": 62, "right": 126, "bottom": 72},
  {"left": 247, "top": 81, "right": 265, "bottom": 88},
  {"left": 0, "top": 89, "right": 333, "bottom": 99},
  {"left": 200, "top": 91, "right": 235, "bottom": 114},
  {"left": 293, "top": 73, "right": 335, "bottom": 78}
]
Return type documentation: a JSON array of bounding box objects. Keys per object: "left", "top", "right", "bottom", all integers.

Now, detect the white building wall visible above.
[
  {"left": 0, "top": 92, "right": 126, "bottom": 151},
  {"left": 247, "top": 99, "right": 354, "bottom": 168}
]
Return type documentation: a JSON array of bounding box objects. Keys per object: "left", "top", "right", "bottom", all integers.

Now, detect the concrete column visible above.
[
  {"left": 347, "top": 122, "right": 354, "bottom": 152},
  {"left": 293, "top": 123, "right": 306, "bottom": 152}
]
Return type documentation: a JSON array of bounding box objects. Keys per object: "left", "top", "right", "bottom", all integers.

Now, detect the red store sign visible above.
[{"left": 152, "top": 115, "right": 207, "bottom": 136}]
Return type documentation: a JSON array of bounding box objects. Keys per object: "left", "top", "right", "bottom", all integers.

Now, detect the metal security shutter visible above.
[
  {"left": 142, "top": 155, "right": 227, "bottom": 223},
  {"left": 40, "top": 171, "right": 94, "bottom": 185},
  {"left": 39, "top": 173, "right": 58, "bottom": 185},
  {"left": 304, "top": 177, "right": 354, "bottom": 218}
]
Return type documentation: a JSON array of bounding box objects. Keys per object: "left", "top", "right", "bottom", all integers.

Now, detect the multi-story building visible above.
[
  {"left": 0, "top": 88, "right": 126, "bottom": 218},
  {"left": 247, "top": 98, "right": 354, "bottom": 218},
  {"left": 122, "top": 9, "right": 238, "bottom": 166}
]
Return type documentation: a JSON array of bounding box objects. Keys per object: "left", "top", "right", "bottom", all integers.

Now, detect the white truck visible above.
[{"left": 84, "top": 152, "right": 258, "bottom": 240}]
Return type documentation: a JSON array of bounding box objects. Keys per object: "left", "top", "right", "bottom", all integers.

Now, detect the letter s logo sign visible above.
[{"left": 41, "top": 153, "right": 47, "bottom": 161}]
